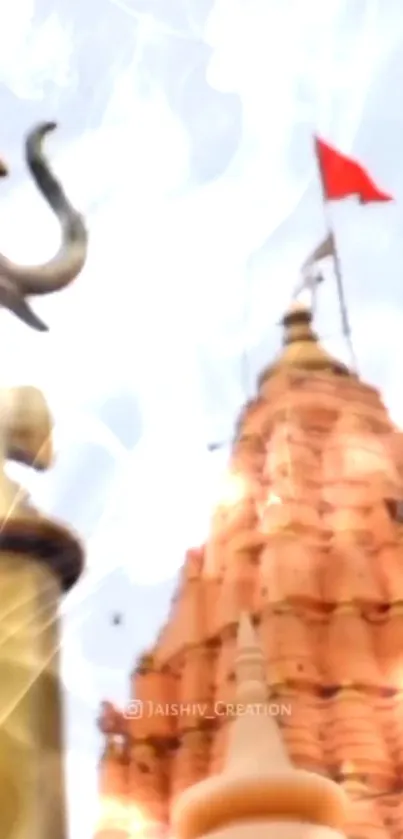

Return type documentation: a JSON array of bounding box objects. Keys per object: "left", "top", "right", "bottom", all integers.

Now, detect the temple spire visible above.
[
  {"left": 224, "top": 613, "right": 291, "bottom": 773},
  {"left": 172, "top": 613, "right": 348, "bottom": 839},
  {"left": 235, "top": 611, "right": 267, "bottom": 701}
]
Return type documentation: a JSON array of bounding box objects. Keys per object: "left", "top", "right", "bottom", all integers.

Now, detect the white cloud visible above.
[
  {"left": 83, "top": 438, "right": 230, "bottom": 586},
  {"left": 0, "top": 0, "right": 74, "bottom": 99}
]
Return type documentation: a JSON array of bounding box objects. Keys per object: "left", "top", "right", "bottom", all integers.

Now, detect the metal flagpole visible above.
[{"left": 313, "top": 137, "right": 358, "bottom": 372}]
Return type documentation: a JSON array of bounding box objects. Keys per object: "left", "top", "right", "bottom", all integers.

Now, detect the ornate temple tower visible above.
[
  {"left": 0, "top": 386, "right": 83, "bottom": 839},
  {"left": 96, "top": 300, "right": 403, "bottom": 839}
]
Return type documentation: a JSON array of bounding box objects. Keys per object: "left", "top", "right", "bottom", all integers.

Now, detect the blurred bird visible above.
[
  {"left": 208, "top": 442, "right": 226, "bottom": 452},
  {"left": 111, "top": 612, "right": 123, "bottom": 626}
]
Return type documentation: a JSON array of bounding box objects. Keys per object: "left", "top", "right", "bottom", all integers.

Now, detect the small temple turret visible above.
[
  {"left": 172, "top": 613, "right": 347, "bottom": 839},
  {"left": 96, "top": 299, "right": 403, "bottom": 839}
]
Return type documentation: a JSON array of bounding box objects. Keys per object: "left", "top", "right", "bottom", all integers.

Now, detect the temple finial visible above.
[
  {"left": 234, "top": 612, "right": 268, "bottom": 704},
  {"left": 282, "top": 300, "right": 315, "bottom": 345},
  {"left": 258, "top": 299, "right": 352, "bottom": 387}
]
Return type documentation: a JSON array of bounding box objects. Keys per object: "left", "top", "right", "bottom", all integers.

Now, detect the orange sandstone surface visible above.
[{"left": 96, "top": 303, "right": 403, "bottom": 839}]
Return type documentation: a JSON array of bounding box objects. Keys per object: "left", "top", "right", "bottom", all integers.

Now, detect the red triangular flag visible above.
[{"left": 315, "top": 137, "right": 392, "bottom": 203}]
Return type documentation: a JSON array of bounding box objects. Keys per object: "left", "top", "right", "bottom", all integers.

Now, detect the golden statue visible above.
[{"left": 0, "top": 123, "right": 87, "bottom": 839}]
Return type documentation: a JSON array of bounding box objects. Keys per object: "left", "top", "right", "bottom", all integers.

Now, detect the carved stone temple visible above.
[{"left": 96, "top": 301, "right": 403, "bottom": 839}]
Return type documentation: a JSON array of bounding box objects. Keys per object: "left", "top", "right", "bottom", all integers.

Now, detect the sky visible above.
[{"left": 0, "top": 0, "right": 403, "bottom": 836}]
